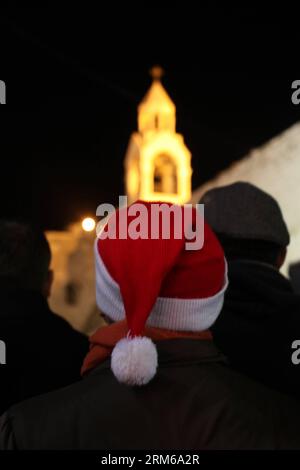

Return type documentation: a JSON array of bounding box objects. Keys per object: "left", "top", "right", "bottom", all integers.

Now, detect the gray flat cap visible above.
[{"left": 199, "top": 182, "right": 290, "bottom": 247}]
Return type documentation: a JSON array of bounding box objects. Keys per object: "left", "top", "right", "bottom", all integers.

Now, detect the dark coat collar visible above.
[{"left": 89, "top": 339, "right": 227, "bottom": 376}]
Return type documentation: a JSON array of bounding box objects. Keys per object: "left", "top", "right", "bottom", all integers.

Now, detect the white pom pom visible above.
[{"left": 111, "top": 336, "right": 158, "bottom": 386}]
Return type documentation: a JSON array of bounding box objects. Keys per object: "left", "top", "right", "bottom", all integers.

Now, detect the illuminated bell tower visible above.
[{"left": 124, "top": 67, "right": 192, "bottom": 204}]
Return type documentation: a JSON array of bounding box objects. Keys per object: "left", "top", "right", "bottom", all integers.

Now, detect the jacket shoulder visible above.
[{"left": 0, "top": 412, "right": 17, "bottom": 450}]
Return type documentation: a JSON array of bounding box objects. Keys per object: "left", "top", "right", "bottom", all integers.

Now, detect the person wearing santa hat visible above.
[{"left": 1, "top": 201, "right": 300, "bottom": 450}]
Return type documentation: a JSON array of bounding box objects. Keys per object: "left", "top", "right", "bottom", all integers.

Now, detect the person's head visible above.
[
  {"left": 0, "top": 220, "right": 53, "bottom": 297},
  {"left": 199, "top": 182, "right": 290, "bottom": 269},
  {"left": 94, "top": 201, "right": 228, "bottom": 386}
]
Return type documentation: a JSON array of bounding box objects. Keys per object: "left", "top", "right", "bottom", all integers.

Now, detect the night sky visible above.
[{"left": 1, "top": 6, "right": 300, "bottom": 229}]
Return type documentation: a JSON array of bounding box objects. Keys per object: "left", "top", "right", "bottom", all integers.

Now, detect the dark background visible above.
[{"left": 1, "top": 6, "right": 300, "bottom": 229}]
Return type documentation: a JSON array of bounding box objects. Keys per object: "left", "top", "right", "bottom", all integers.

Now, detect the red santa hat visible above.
[{"left": 95, "top": 201, "right": 228, "bottom": 386}]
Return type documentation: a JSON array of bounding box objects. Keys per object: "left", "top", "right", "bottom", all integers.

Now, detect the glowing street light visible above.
[{"left": 82, "top": 217, "right": 96, "bottom": 232}]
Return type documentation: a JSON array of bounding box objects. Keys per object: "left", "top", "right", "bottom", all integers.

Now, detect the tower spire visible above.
[{"left": 150, "top": 65, "right": 164, "bottom": 81}]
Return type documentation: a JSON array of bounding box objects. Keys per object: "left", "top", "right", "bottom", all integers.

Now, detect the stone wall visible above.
[
  {"left": 46, "top": 223, "right": 103, "bottom": 335},
  {"left": 192, "top": 122, "right": 300, "bottom": 276}
]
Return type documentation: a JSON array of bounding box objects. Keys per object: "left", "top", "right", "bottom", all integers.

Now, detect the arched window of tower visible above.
[{"left": 153, "top": 154, "right": 178, "bottom": 194}]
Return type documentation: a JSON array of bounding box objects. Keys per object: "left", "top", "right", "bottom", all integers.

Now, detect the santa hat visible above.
[{"left": 95, "top": 201, "right": 228, "bottom": 386}]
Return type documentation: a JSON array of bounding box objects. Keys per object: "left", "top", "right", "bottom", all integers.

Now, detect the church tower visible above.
[{"left": 124, "top": 67, "right": 192, "bottom": 205}]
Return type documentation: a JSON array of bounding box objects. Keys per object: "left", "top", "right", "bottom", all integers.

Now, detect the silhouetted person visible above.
[
  {"left": 0, "top": 221, "right": 88, "bottom": 414},
  {"left": 2, "top": 202, "right": 300, "bottom": 450},
  {"left": 200, "top": 182, "right": 300, "bottom": 396}
]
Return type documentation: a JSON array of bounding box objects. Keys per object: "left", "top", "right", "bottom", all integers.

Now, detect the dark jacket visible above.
[
  {"left": 1, "top": 338, "right": 300, "bottom": 450},
  {"left": 212, "top": 260, "right": 300, "bottom": 396},
  {"left": 0, "top": 278, "right": 89, "bottom": 414}
]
